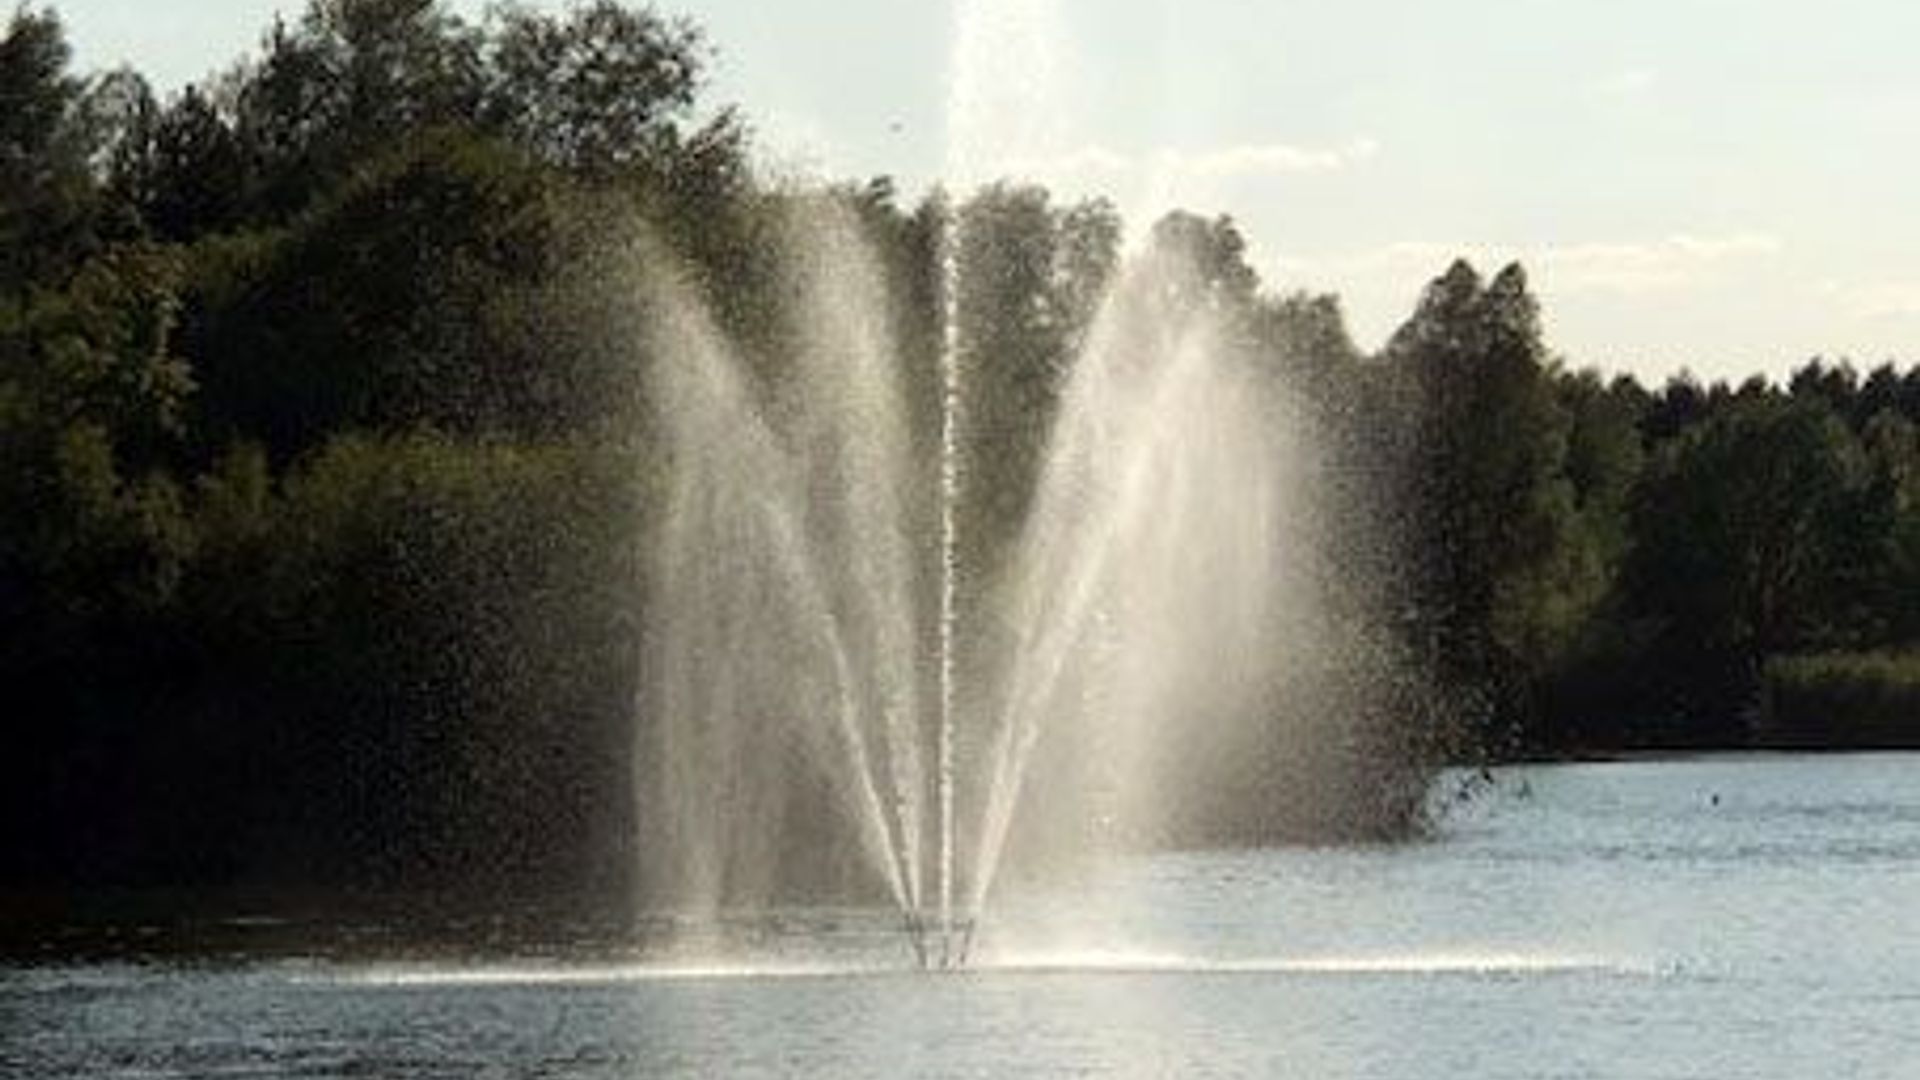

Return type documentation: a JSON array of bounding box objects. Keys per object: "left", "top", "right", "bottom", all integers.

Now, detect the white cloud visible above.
[
  {"left": 1820, "top": 280, "right": 1920, "bottom": 320},
  {"left": 1593, "top": 67, "right": 1659, "bottom": 99},
  {"left": 1012, "top": 144, "right": 1135, "bottom": 182},
  {"left": 1004, "top": 137, "right": 1380, "bottom": 192},
  {"left": 1157, "top": 138, "right": 1381, "bottom": 179},
  {"left": 1662, "top": 233, "right": 1782, "bottom": 260},
  {"left": 1543, "top": 232, "right": 1782, "bottom": 291},
  {"left": 1282, "top": 232, "right": 1783, "bottom": 295}
]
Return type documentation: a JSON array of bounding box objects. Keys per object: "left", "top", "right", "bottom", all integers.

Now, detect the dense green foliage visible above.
[
  {"left": 5, "top": 0, "right": 1919, "bottom": 903},
  {"left": 1764, "top": 650, "right": 1920, "bottom": 747},
  {"left": 0, "top": 0, "right": 725, "bottom": 895}
]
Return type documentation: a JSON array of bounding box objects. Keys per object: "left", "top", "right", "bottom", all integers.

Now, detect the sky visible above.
[{"left": 41, "top": 0, "right": 1920, "bottom": 384}]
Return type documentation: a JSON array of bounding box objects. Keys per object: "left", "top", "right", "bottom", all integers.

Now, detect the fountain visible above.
[
  {"left": 634, "top": 0, "right": 1299, "bottom": 971},
  {"left": 634, "top": 198, "right": 1295, "bottom": 970}
]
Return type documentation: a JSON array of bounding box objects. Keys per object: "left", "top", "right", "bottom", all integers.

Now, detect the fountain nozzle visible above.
[{"left": 904, "top": 910, "right": 976, "bottom": 972}]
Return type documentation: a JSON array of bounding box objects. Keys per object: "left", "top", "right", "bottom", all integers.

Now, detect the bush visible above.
[{"left": 1762, "top": 651, "right": 1920, "bottom": 748}]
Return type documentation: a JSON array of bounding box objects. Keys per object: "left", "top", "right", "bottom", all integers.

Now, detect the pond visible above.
[{"left": 7, "top": 753, "right": 1919, "bottom": 1078}]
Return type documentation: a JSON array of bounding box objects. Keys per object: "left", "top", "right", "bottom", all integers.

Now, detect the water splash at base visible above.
[{"left": 326, "top": 950, "right": 1668, "bottom": 988}]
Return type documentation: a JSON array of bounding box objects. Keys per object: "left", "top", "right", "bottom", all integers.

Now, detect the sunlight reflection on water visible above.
[{"left": 327, "top": 950, "right": 1663, "bottom": 988}]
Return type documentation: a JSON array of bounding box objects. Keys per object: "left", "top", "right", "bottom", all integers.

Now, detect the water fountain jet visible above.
[{"left": 636, "top": 195, "right": 1296, "bottom": 971}]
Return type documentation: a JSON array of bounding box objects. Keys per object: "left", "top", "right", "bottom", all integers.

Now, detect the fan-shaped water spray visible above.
[
  {"left": 637, "top": 197, "right": 1296, "bottom": 969},
  {"left": 639, "top": 0, "right": 1300, "bottom": 971}
]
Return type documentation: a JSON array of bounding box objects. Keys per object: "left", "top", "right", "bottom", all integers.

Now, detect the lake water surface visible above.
[{"left": 7, "top": 753, "right": 1919, "bottom": 1078}]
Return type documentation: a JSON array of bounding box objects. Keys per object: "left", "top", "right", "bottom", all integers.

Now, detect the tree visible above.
[
  {"left": 1253, "top": 290, "right": 1361, "bottom": 424},
  {"left": 187, "top": 131, "right": 594, "bottom": 453},
  {"left": 1627, "top": 395, "right": 1871, "bottom": 719},
  {"left": 0, "top": 6, "right": 99, "bottom": 293},
  {"left": 952, "top": 184, "right": 1120, "bottom": 567},
  {"left": 109, "top": 85, "right": 249, "bottom": 243},
  {"left": 1861, "top": 409, "right": 1920, "bottom": 641},
  {"left": 1558, "top": 370, "right": 1644, "bottom": 579},
  {"left": 482, "top": 0, "right": 717, "bottom": 179},
  {"left": 229, "top": 0, "right": 485, "bottom": 220},
  {"left": 1145, "top": 211, "right": 1258, "bottom": 312},
  {"left": 1053, "top": 197, "right": 1122, "bottom": 354},
  {"left": 1788, "top": 358, "right": 1860, "bottom": 425},
  {"left": 0, "top": 241, "right": 196, "bottom": 643},
  {"left": 1385, "top": 260, "right": 1587, "bottom": 743},
  {"left": 0, "top": 243, "right": 194, "bottom": 467}
]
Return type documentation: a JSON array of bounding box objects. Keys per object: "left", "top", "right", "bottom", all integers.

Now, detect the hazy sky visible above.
[{"left": 45, "top": 0, "right": 1920, "bottom": 383}]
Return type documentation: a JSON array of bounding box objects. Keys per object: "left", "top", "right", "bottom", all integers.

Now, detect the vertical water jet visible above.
[{"left": 641, "top": 0, "right": 1308, "bottom": 972}]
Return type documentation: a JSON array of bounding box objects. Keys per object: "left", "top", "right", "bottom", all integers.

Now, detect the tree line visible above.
[{"left": 3, "top": 0, "right": 1917, "bottom": 902}]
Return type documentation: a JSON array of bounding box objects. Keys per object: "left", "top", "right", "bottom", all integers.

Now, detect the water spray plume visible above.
[{"left": 641, "top": 0, "right": 1295, "bottom": 971}]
